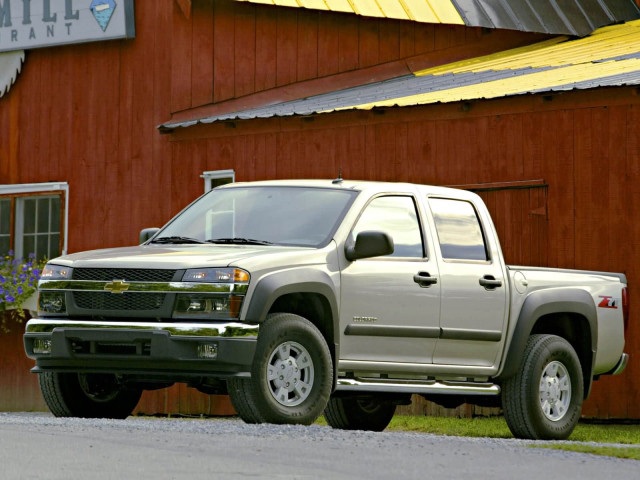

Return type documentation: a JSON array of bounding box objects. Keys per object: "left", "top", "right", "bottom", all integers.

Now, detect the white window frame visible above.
[
  {"left": 0, "top": 182, "right": 69, "bottom": 257},
  {"left": 201, "top": 169, "right": 235, "bottom": 192}
]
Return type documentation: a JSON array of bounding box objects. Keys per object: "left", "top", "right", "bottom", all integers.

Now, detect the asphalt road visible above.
[{"left": 0, "top": 412, "right": 637, "bottom": 480}]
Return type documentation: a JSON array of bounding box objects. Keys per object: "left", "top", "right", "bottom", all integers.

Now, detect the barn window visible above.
[
  {"left": 201, "top": 169, "right": 235, "bottom": 192},
  {"left": 0, "top": 183, "right": 68, "bottom": 261}
]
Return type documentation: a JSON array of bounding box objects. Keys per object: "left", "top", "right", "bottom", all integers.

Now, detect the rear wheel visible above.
[
  {"left": 324, "top": 395, "right": 396, "bottom": 432},
  {"left": 235, "top": 313, "right": 333, "bottom": 425},
  {"left": 502, "top": 334, "right": 583, "bottom": 440},
  {"left": 39, "top": 372, "right": 142, "bottom": 419}
]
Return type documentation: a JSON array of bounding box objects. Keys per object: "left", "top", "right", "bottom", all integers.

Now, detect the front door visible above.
[{"left": 340, "top": 195, "right": 441, "bottom": 365}]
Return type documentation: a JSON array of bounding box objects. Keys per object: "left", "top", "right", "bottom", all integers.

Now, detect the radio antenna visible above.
[{"left": 332, "top": 167, "right": 343, "bottom": 184}]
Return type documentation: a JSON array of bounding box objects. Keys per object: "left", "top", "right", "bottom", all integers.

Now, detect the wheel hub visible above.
[
  {"left": 539, "top": 361, "right": 571, "bottom": 422},
  {"left": 78, "top": 374, "right": 121, "bottom": 403},
  {"left": 266, "top": 341, "right": 314, "bottom": 407},
  {"left": 273, "top": 358, "right": 301, "bottom": 391}
]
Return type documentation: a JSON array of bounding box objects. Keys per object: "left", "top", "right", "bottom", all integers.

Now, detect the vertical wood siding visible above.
[
  {"left": 0, "top": 1, "right": 637, "bottom": 419},
  {"left": 0, "top": 314, "right": 47, "bottom": 412}
]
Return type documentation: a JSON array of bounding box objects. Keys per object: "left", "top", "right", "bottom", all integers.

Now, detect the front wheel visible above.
[
  {"left": 239, "top": 313, "right": 333, "bottom": 425},
  {"left": 39, "top": 372, "right": 142, "bottom": 419},
  {"left": 502, "top": 334, "right": 584, "bottom": 440}
]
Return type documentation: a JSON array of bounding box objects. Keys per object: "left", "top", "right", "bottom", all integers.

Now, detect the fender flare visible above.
[
  {"left": 496, "top": 288, "right": 597, "bottom": 387},
  {"left": 243, "top": 268, "right": 339, "bottom": 337}
]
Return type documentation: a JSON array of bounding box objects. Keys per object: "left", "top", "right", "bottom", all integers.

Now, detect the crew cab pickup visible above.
[{"left": 24, "top": 180, "right": 629, "bottom": 439}]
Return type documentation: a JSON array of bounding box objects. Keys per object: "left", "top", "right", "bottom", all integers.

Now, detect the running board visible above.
[{"left": 336, "top": 377, "right": 501, "bottom": 396}]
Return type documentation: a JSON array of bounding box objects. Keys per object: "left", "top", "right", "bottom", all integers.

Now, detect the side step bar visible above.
[{"left": 336, "top": 377, "right": 500, "bottom": 396}]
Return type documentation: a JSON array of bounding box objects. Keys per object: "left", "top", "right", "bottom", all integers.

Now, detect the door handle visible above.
[
  {"left": 479, "top": 275, "right": 502, "bottom": 290},
  {"left": 414, "top": 272, "right": 438, "bottom": 288}
]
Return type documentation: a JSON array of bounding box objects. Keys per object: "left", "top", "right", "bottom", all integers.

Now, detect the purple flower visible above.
[
  {"left": 17, "top": 286, "right": 23, "bottom": 295},
  {"left": 5, "top": 294, "right": 15, "bottom": 303}
]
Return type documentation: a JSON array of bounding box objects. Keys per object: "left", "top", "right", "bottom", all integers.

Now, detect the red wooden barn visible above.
[{"left": 1, "top": 0, "right": 639, "bottom": 419}]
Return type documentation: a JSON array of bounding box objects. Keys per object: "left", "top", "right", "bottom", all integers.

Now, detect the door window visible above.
[
  {"left": 352, "top": 196, "right": 424, "bottom": 258},
  {"left": 428, "top": 198, "right": 488, "bottom": 261}
]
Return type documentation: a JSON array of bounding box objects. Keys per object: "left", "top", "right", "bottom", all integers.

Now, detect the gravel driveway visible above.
[{"left": 0, "top": 412, "right": 637, "bottom": 479}]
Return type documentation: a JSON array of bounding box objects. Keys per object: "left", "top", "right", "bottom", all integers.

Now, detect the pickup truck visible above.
[{"left": 24, "top": 179, "right": 629, "bottom": 440}]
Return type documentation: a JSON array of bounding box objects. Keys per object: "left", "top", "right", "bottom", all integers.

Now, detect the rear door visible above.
[
  {"left": 426, "top": 197, "right": 509, "bottom": 369},
  {"left": 339, "top": 194, "right": 441, "bottom": 365}
]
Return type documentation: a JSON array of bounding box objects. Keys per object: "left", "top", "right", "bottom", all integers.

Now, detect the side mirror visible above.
[
  {"left": 139, "top": 227, "right": 160, "bottom": 244},
  {"left": 345, "top": 231, "right": 394, "bottom": 261}
]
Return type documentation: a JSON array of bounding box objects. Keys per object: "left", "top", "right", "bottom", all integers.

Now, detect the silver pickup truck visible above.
[{"left": 24, "top": 180, "right": 629, "bottom": 439}]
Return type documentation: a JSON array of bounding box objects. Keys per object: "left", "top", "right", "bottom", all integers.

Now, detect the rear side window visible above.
[{"left": 428, "top": 198, "right": 488, "bottom": 261}]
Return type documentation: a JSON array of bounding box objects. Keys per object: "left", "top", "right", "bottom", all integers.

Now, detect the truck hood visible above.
[{"left": 50, "top": 244, "right": 324, "bottom": 270}]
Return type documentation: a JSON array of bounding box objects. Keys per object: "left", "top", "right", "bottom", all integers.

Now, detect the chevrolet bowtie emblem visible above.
[{"left": 104, "top": 279, "right": 130, "bottom": 294}]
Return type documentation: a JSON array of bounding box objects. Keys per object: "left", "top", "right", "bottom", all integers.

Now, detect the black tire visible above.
[
  {"left": 502, "top": 334, "right": 584, "bottom": 440},
  {"left": 245, "top": 312, "right": 333, "bottom": 425},
  {"left": 324, "top": 395, "right": 396, "bottom": 432},
  {"left": 39, "top": 372, "right": 142, "bottom": 419},
  {"left": 227, "top": 377, "right": 264, "bottom": 424}
]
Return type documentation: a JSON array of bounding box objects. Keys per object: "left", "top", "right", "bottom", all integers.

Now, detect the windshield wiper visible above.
[
  {"left": 206, "top": 237, "right": 273, "bottom": 245},
  {"left": 151, "top": 236, "right": 205, "bottom": 244}
]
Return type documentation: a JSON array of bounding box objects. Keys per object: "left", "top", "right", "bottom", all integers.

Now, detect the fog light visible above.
[
  {"left": 197, "top": 343, "right": 218, "bottom": 359},
  {"left": 33, "top": 338, "right": 52, "bottom": 354}
]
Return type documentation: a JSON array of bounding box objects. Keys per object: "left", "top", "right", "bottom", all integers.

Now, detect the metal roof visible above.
[
  {"left": 232, "top": 0, "right": 640, "bottom": 35},
  {"left": 234, "top": 0, "right": 465, "bottom": 25},
  {"left": 160, "top": 19, "right": 640, "bottom": 131},
  {"left": 450, "top": 0, "right": 640, "bottom": 36}
]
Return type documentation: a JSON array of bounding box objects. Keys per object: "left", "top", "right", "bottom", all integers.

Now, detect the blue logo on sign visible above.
[{"left": 90, "top": 0, "right": 117, "bottom": 32}]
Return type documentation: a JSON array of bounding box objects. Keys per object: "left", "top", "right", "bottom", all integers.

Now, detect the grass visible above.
[
  {"left": 318, "top": 415, "right": 640, "bottom": 461},
  {"left": 533, "top": 444, "right": 640, "bottom": 461},
  {"left": 386, "top": 416, "right": 640, "bottom": 444}
]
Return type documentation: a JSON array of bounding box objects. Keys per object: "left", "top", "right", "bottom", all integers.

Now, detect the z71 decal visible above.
[{"left": 598, "top": 296, "right": 619, "bottom": 309}]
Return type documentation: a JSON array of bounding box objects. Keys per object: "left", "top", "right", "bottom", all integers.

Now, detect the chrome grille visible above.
[
  {"left": 73, "top": 292, "right": 166, "bottom": 311},
  {"left": 72, "top": 268, "right": 177, "bottom": 282}
]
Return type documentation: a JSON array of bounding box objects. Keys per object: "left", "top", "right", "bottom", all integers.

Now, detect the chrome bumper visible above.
[{"left": 25, "top": 318, "right": 260, "bottom": 337}]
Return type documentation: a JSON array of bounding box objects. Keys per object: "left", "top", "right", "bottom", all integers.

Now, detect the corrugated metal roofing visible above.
[
  {"left": 451, "top": 0, "right": 640, "bottom": 36},
  {"left": 234, "top": 0, "right": 466, "bottom": 24},
  {"left": 160, "top": 19, "right": 640, "bottom": 131},
  {"left": 232, "top": 0, "right": 640, "bottom": 35}
]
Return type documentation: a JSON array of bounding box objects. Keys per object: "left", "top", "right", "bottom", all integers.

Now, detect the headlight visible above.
[
  {"left": 173, "top": 294, "right": 243, "bottom": 320},
  {"left": 182, "top": 267, "right": 249, "bottom": 283},
  {"left": 38, "top": 291, "right": 67, "bottom": 314},
  {"left": 38, "top": 264, "right": 72, "bottom": 315},
  {"left": 40, "top": 264, "right": 73, "bottom": 280},
  {"left": 174, "top": 268, "right": 248, "bottom": 320}
]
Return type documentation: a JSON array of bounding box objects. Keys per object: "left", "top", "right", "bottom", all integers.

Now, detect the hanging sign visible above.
[
  {"left": 0, "top": 50, "right": 23, "bottom": 97},
  {"left": 0, "top": 0, "right": 135, "bottom": 53}
]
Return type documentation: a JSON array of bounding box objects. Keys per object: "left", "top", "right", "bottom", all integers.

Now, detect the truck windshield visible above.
[{"left": 155, "top": 186, "right": 358, "bottom": 248}]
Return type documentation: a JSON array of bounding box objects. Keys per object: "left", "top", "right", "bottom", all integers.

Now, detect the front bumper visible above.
[{"left": 24, "top": 318, "right": 259, "bottom": 378}]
